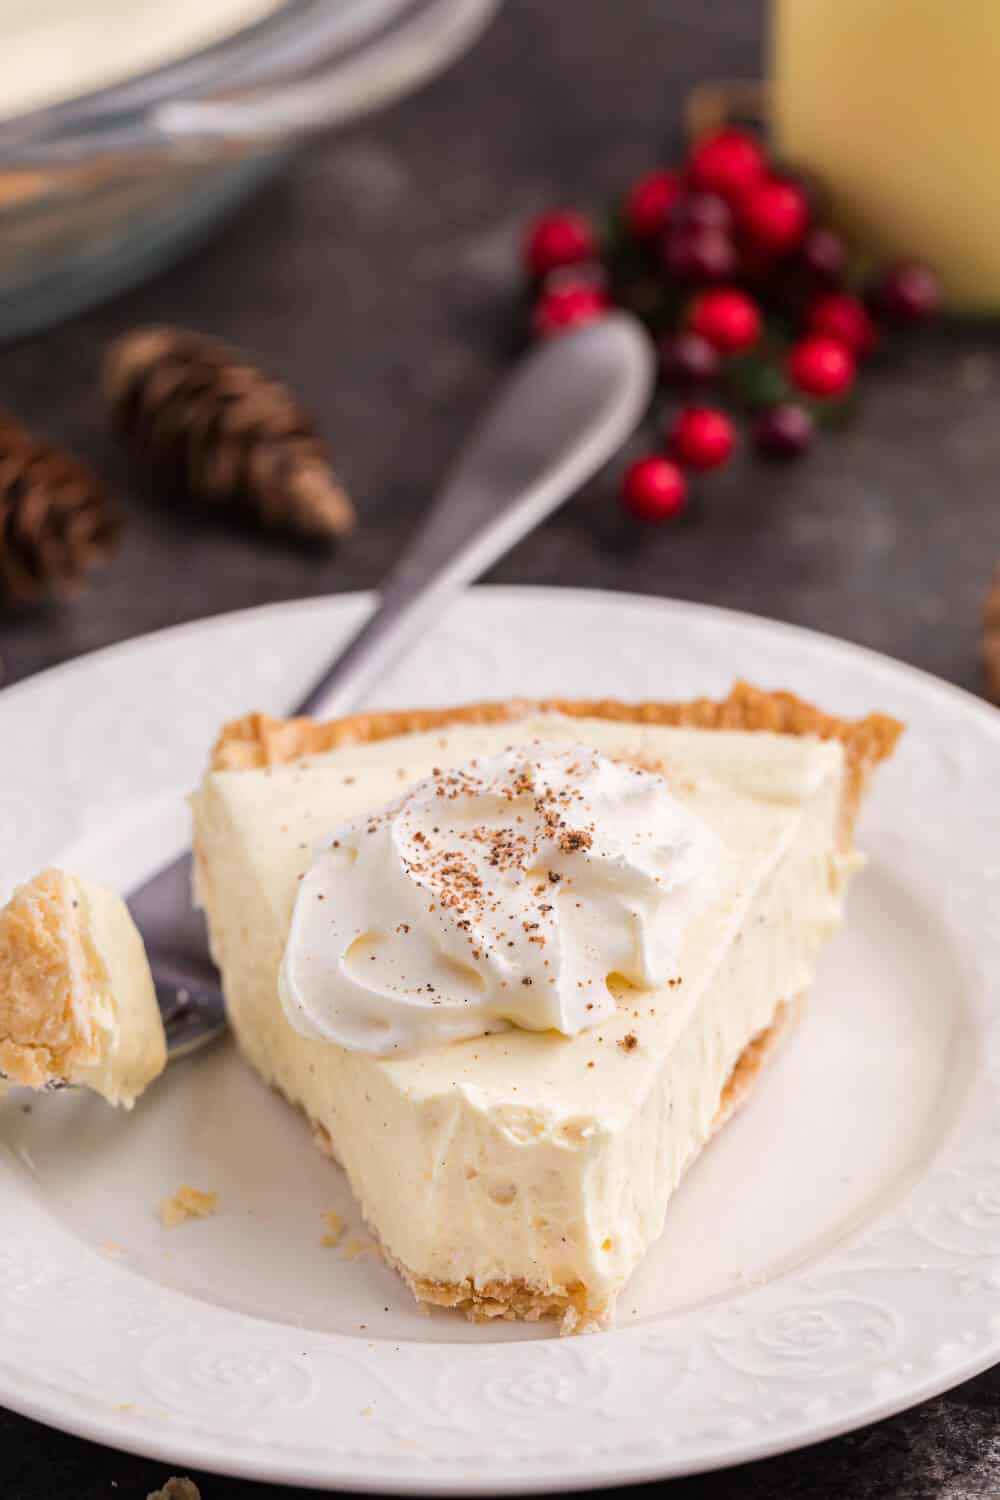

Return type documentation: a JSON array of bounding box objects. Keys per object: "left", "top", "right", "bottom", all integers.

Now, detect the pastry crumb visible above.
[
  {"left": 321, "top": 1209, "right": 346, "bottom": 1247},
  {"left": 344, "top": 1236, "right": 378, "bottom": 1261},
  {"left": 618, "top": 1032, "right": 638, "bottom": 1052},
  {"left": 147, "top": 1481, "right": 201, "bottom": 1500},
  {"left": 559, "top": 1304, "right": 602, "bottom": 1337},
  {"left": 100, "top": 1239, "right": 127, "bottom": 1260},
  {"left": 157, "top": 1185, "right": 218, "bottom": 1229}
]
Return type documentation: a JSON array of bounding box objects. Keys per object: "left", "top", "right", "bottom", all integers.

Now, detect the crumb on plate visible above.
[
  {"left": 344, "top": 1236, "right": 379, "bottom": 1261},
  {"left": 157, "top": 1185, "right": 218, "bottom": 1229},
  {"left": 321, "top": 1209, "right": 346, "bottom": 1247}
]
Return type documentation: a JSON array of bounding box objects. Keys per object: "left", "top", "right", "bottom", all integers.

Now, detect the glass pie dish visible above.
[{"left": 0, "top": 0, "right": 500, "bottom": 343}]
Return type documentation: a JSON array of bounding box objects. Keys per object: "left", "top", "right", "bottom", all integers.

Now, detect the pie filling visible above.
[{"left": 192, "top": 696, "right": 899, "bottom": 1327}]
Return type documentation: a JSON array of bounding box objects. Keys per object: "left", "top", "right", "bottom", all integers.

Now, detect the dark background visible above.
[{"left": 4, "top": 1, "right": 1000, "bottom": 1495}]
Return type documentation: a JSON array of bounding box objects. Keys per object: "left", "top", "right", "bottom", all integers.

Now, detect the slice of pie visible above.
[
  {"left": 192, "top": 682, "right": 901, "bottom": 1330},
  {"left": 0, "top": 869, "right": 166, "bottom": 1107}
]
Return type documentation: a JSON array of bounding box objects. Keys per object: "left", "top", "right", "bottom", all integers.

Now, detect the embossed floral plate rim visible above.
[{"left": 1, "top": 585, "right": 999, "bottom": 1493}]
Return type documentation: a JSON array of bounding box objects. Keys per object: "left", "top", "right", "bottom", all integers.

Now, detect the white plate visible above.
[{"left": 1, "top": 586, "right": 999, "bottom": 1493}]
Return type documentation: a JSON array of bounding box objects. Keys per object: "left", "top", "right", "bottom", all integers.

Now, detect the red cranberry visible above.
[
  {"left": 668, "top": 406, "right": 736, "bottom": 471},
  {"left": 787, "top": 335, "right": 855, "bottom": 397},
  {"left": 532, "top": 282, "right": 609, "bottom": 337},
  {"left": 522, "top": 212, "right": 596, "bottom": 278},
  {"left": 740, "top": 178, "right": 810, "bottom": 254},
  {"left": 689, "top": 287, "right": 762, "bottom": 353},
  {"left": 625, "top": 169, "right": 684, "bottom": 240},
  {"left": 621, "top": 456, "right": 688, "bottom": 523},
  {"left": 689, "top": 128, "right": 767, "bottom": 200},
  {"left": 808, "top": 293, "right": 877, "bottom": 357}
]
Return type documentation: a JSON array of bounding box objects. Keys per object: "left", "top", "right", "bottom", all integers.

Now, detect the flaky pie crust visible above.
[{"left": 0, "top": 869, "right": 97, "bottom": 1088}]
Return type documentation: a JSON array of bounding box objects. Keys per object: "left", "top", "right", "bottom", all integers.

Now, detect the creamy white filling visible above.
[
  {"left": 192, "top": 715, "right": 852, "bottom": 1315},
  {"left": 70, "top": 878, "right": 167, "bottom": 1109},
  {"left": 279, "top": 744, "right": 722, "bottom": 1054}
]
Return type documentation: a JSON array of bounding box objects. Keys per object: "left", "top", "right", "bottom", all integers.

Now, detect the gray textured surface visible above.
[{"left": 3, "top": 1, "right": 1000, "bottom": 1495}]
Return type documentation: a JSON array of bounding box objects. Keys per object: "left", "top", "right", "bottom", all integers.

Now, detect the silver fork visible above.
[{"left": 54, "top": 314, "right": 655, "bottom": 1071}]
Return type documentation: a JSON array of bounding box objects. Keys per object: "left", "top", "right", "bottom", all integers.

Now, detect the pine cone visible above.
[
  {"left": 103, "top": 327, "right": 355, "bottom": 540},
  {"left": 983, "top": 561, "right": 1000, "bottom": 705},
  {"left": 0, "top": 409, "right": 120, "bottom": 605}
]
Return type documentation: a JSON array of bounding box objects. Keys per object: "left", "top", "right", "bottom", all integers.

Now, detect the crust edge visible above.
[
  {"left": 212, "top": 680, "right": 903, "bottom": 773},
  {"left": 210, "top": 681, "right": 902, "bottom": 845}
]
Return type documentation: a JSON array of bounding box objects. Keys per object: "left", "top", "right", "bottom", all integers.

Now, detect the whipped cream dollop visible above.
[{"left": 279, "top": 744, "right": 723, "bottom": 1056}]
